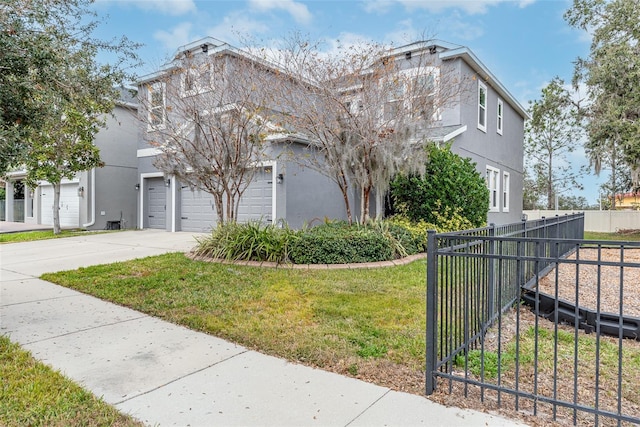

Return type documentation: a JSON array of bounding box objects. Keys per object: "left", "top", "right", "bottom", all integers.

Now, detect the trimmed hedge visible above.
[{"left": 289, "top": 222, "right": 393, "bottom": 264}]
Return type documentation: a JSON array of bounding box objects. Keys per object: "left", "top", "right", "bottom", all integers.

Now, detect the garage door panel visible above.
[
  {"left": 237, "top": 167, "right": 272, "bottom": 224},
  {"left": 146, "top": 178, "right": 166, "bottom": 229},
  {"left": 181, "top": 189, "right": 217, "bottom": 232},
  {"left": 41, "top": 184, "right": 79, "bottom": 227}
]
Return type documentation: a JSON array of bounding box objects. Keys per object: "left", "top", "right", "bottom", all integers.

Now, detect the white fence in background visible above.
[{"left": 524, "top": 210, "right": 640, "bottom": 233}]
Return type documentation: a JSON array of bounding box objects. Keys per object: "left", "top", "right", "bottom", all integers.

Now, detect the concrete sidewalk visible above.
[{"left": 0, "top": 230, "right": 524, "bottom": 426}]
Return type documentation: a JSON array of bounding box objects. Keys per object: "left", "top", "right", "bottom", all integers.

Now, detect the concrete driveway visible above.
[{"left": 0, "top": 230, "right": 523, "bottom": 426}]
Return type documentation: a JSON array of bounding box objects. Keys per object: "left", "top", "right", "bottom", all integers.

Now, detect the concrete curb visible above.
[{"left": 186, "top": 252, "right": 427, "bottom": 269}]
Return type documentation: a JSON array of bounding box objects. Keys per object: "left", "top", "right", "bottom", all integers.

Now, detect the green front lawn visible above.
[
  {"left": 0, "top": 230, "right": 107, "bottom": 244},
  {"left": 0, "top": 336, "right": 143, "bottom": 427},
  {"left": 43, "top": 253, "right": 427, "bottom": 375}
]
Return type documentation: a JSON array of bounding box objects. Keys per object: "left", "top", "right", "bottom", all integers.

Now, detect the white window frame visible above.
[
  {"left": 381, "top": 67, "right": 440, "bottom": 122},
  {"left": 180, "top": 63, "right": 213, "bottom": 97},
  {"left": 486, "top": 165, "right": 500, "bottom": 212},
  {"left": 478, "top": 81, "right": 487, "bottom": 133},
  {"left": 497, "top": 98, "right": 504, "bottom": 135},
  {"left": 147, "top": 82, "right": 166, "bottom": 131},
  {"left": 502, "top": 171, "right": 510, "bottom": 212}
]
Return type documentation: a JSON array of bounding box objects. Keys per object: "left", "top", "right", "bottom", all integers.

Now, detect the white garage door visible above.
[
  {"left": 41, "top": 183, "right": 80, "bottom": 228},
  {"left": 181, "top": 188, "right": 217, "bottom": 233},
  {"left": 237, "top": 166, "right": 273, "bottom": 224}
]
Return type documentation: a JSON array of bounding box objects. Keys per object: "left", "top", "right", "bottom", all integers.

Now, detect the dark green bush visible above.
[
  {"left": 289, "top": 222, "right": 393, "bottom": 264},
  {"left": 390, "top": 143, "right": 489, "bottom": 228}
]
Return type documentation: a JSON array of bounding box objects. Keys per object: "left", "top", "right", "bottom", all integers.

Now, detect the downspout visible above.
[{"left": 82, "top": 168, "right": 96, "bottom": 228}]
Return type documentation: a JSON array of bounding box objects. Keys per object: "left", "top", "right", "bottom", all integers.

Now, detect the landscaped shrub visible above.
[
  {"left": 193, "top": 220, "right": 297, "bottom": 263},
  {"left": 390, "top": 143, "right": 489, "bottom": 228},
  {"left": 384, "top": 216, "right": 431, "bottom": 252},
  {"left": 289, "top": 222, "right": 393, "bottom": 264}
]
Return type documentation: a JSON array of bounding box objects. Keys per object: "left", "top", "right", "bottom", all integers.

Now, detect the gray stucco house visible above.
[
  {"left": 136, "top": 38, "right": 526, "bottom": 232},
  {"left": 2, "top": 91, "right": 139, "bottom": 230}
]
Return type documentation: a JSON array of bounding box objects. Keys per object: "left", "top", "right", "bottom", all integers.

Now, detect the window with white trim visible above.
[
  {"left": 486, "top": 166, "right": 500, "bottom": 212},
  {"left": 147, "top": 82, "right": 165, "bottom": 130},
  {"left": 502, "top": 171, "right": 510, "bottom": 212},
  {"left": 181, "top": 63, "right": 213, "bottom": 97},
  {"left": 478, "top": 81, "right": 487, "bottom": 132},
  {"left": 382, "top": 67, "right": 440, "bottom": 122},
  {"left": 497, "top": 98, "right": 503, "bottom": 135}
]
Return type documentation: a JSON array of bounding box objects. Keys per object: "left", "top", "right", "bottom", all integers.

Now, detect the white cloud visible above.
[
  {"left": 441, "top": 11, "right": 484, "bottom": 40},
  {"left": 206, "top": 11, "right": 271, "bottom": 45},
  {"left": 99, "top": 0, "right": 197, "bottom": 15},
  {"left": 364, "top": 0, "right": 536, "bottom": 15},
  {"left": 248, "top": 0, "right": 312, "bottom": 24},
  {"left": 154, "top": 22, "right": 196, "bottom": 52}
]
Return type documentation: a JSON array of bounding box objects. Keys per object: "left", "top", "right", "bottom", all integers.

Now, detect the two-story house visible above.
[
  {"left": 136, "top": 37, "right": 526, "bottom": 232},
  {"left": 382, "top": 40, "right": 527, "bottom": 224},
  {"left": 2, "top": 89, "right": 139, "bottom": 230}
]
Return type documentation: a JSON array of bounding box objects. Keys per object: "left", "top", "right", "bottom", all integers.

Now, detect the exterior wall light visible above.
[
  {"left": 277, "top": 173, "right": 284, "bottom": 184},
  {"left": 165, "top": 179, "right": 171, "bottom": 187},
  {"left": 77, "top": 186, "right": 84, "bottom": 197},
  {"left": 135, "top": 183, "right": 140, "bottom": 191}
]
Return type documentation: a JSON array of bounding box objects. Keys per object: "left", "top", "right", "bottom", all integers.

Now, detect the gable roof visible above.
[{"left": 387, "top": 40, "right": 529, "bottom": 120}]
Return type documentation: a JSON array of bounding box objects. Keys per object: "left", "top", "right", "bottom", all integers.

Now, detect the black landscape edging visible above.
[{"left": 521, "top": 287, "right": 640, "bottom": 341}]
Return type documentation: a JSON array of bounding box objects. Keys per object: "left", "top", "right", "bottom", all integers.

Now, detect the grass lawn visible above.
[
  {"left": 0, "top": 336, "right": 143, "bottom": 427},
  {"left": 43, "top": 253, "right": 428, "bottom": 379},
  {"left": 584, "top": 230, "right": 640, "bottom": 242},
  {"left": 0, "top": 229, "right": 110, "bottom": 244}
]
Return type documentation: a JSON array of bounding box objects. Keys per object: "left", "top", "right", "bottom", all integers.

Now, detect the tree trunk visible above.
[
  {"left": 213, "top": 193, "right": 224, "bottom": 226},
  {"left": 360, "top": 186, "right": 371, "bottom": 224},
  {"left": 53, "top": 181, "right": 61, "bottom": 235}
]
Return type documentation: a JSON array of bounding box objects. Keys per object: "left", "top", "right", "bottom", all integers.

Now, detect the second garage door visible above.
[{"left": 180, "top": 166, "right": 273, "bottom": 232}]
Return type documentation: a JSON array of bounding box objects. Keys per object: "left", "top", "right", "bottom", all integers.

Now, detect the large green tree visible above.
[
  {"left": 525, "top": 77, "right": 583, "bottom": 209},
  {"left": 2, "top": 0, "right": 139, "bottom": 232},
  {"left": 565, "top": 0, "right": 640, "bottom": 204}
]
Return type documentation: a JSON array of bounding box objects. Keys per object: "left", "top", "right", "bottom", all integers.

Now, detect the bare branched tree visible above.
[
  {"left": 270, "top": 34, "right": 471, "bottom": 223},
  {"left": 139, "top": 46, "right": 278, "bottom": 224}
]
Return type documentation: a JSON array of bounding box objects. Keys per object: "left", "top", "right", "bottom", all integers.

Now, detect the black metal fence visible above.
[{"left": 426, "top": 213, "right": 640, "bottom": 425}]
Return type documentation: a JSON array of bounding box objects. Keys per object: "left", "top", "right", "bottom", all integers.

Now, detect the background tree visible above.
[
  {"left": 3, "top": 0, "right": 139, "bottom": 233},
  {"left": 565, "top": 0, "right": 640, "bottom": 202},
  {"left": 141, "top": 49, "right": 276, "bottom": 224},
  {"left": 273, "top": 35, "right": 470, "bottom": 224},
  {"left": 0, "top": 0, "right": 138, "bottom": 174},
  {"left": 525, "top": 77, "right": 583, "bottom": 210},
  {"left": 389, "top": 143, "right": 489, "bottom": 228}
]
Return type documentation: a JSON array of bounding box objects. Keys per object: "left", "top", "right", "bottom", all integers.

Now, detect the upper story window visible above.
[
  {"left": 497, "top": 98, "right": 504, "bottom": 135},
  {"left": 147, "top": 82, "right": 166, "bottom": 130},
  {"left": 382, "top": 67, "right": 439, "bottom": 122},
  {"left": 486, "top": 165, "right": 500, "bottom": 212},
  {"left": 181, "top": 64, "right": 213, "bottom": 97},
  {"left": 478, "top": 81, "right": 487, "bottom": 132}
]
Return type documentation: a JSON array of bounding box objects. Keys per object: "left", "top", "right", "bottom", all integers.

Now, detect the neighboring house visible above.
[
  {"left": 136, "top": 37, "right": 526, "bottom": 232},
  {"left": 2, "top": 90, "right": 139, "bottom": 230},
  {"left": 613, "top": 192, "right": 640, "bottom": 210}
]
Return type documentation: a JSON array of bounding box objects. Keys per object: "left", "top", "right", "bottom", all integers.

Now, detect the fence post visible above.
[
  {"left": 426, "top": 229, "right": 438, "bottom": 395},
  {"left": 487, "top": 224, "right": 496, "bottom": 319}
]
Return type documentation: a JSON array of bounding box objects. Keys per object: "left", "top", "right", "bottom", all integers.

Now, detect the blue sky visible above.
[{"left": 92, "top": 0, "right": 605, "bottom": 206}]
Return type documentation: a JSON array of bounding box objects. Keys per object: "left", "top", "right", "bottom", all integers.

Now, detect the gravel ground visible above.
[
  {"left": 429, "top": 247, "right": 640, "bottom": 426},
  {"left": 536, "top": 247, "right": 640, "bottom": 318}
]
